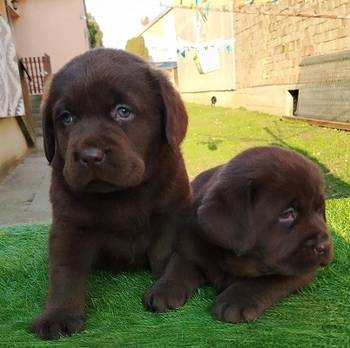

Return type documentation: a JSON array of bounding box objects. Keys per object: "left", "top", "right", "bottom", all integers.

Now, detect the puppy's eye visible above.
[
  {"left": 59, "top": 111, "right": 74, "bottom": 126},
  {"left": 113, "top": 105, "right": 134, "bottom": 121},
  {"left": 279, "top": 207, "right": 297, "bottom": 226}
]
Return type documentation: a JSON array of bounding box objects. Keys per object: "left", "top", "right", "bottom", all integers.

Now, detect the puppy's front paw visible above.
[
  {"left": 213, "top": 300, "right": 263, "bottom": 323},
  {"left": 144, "top": 282, "right": 189, "bottom": 313},
  {"left": 30, "top": 312, "right": 85, "bottom": 340},
  {"left": 212, "top": 284, "right": 266, "bottom": 323}
]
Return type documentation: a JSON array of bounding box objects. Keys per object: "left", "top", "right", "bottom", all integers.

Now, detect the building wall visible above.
[
  {"left": 142, "top": 9, "right": 177, "bottom": 63},
  {"left": 12, "top": 0, "right": 89, "bottom": 73},
  {"left": 234, "top": 0, "right": 350, "bottom": 117},
  {"left": 175, "top": 8, "right": 235, "bottom": 94},
  {"left": 140, "top": 3, "right": 235, "bottom": 107}
]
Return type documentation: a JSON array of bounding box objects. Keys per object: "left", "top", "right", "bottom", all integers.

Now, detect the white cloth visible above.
[{"left": 0, "top": 15, "right": 24, "bottom": 117}]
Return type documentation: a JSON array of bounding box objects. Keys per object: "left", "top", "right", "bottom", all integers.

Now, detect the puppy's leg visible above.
[
  {"left": 213, "top": 272, "right": 315, "bottom": 323},
  {"left": 31, "top": 227, "right": 97, "bottom": 340},
  {"left": 147, "top": 215, "right": 178, "bottom": 279},
  {"left": 144, "top": 253, "right": 204, "bottom": 312}
]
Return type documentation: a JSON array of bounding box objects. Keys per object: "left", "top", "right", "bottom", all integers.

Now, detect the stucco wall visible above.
[
  {"left": 0, "top": 117, "right": 28, "bottom": 177},
  {"left": 0, "top": 0, "right": 7, "bottom": 20},
  {"left": 12, "top": 0, "right": 89, "bottom": 73}
]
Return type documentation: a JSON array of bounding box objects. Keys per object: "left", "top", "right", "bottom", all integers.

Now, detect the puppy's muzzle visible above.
[
  {"left": 304, "top": 233, "right": 332, "bottom": 266},
  {"left": 78, "top": 147, "right": 106, "bottom": 167}
]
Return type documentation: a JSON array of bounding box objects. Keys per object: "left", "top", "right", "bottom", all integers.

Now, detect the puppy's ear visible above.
[
  {"left": 198, "top": 179, "right": 255, "bottom": 256},
  {"left": 155, "top": 70, "right": 188, "bottom": 148},
  {"left": 41, "top": 75, "right": 55, "bottom": 163}
]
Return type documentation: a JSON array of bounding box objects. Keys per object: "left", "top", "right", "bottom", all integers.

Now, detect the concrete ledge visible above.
[
  {"left": 284, "top": 115, "right": 350, "bottom": 131},
  {"left": 181, "top": 85, "right": 299, "bottom": 117},
  {"left": 181, "top": 90, "right": 235, "bottom": 108},
  {"left": 300, "top": 49, "right": 350, "bottom": 67},
  {"left": 231, "top": 84, "right": 298, "bottom": 116}
]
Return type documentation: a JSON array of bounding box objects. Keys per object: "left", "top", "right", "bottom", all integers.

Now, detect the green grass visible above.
[{"left": 1, "top": 105, "right": 350, "bottom": 347}]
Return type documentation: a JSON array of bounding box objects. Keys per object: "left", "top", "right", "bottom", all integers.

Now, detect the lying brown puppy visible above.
[
  {"left": 31, "top": 48, "right": 190, "bottom": 339},
  {"left": 145, "top": 146, "right": 333, "bottom": 323}
]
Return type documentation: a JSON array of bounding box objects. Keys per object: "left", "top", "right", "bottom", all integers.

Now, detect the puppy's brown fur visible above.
[
  {"left": 145, "top": 146, "right": 333, "bottom": 323},
  {"left": 31, "top": 48, "right": 191, "bottom": 339}
]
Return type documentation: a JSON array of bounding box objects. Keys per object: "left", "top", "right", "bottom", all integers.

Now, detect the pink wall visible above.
[{"left": 12, "top": 0, "right": 89, "bottom": 73}]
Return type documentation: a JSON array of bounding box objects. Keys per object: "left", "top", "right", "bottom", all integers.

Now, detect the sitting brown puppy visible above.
[
  {"left": 144, "top": 146, "right": 333, "bottom": 323},
  {"left": 31, "top": 48, "right": 190, "bottom": 339}
]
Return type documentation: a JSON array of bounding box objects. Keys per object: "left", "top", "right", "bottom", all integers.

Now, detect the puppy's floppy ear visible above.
[
  {"left": 155, "top": 70, "right": 188, "bottom": 148},
  {"left": 41, "top": 75, "right": 55, "bottom": 163},
  {"left": 197, "top": 178, "right": 255, "bottom": 256}
]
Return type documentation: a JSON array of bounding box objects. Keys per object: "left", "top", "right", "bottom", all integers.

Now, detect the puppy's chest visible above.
[
  {"left": 76, "top": 195, "right": 153, "bottom": 228},
  {"left": 96, "top": 223, "right": 153, "bottom": 271},
  {"left": 68, "top": 200, "right": 154, "bottom": 269}
]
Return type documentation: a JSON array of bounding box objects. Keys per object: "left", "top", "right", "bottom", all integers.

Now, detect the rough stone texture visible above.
[
  {"left": 234, "top": 0, "right": 350, "bottom": 119},
  {"left": 235, "top": 0, "right": 350, "bottom": 89}
]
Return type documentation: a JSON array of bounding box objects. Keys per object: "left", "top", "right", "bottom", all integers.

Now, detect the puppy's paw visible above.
[
  {"left": 212, "top": 300, "right": 263, "bottom": 323},
  {"left": 212, "top": 284, "right": 266, "bottom": 323},
  {"left": 30, "top": 312, "right": 85, "bottom": 340},
  {"left": 144, "top": 282, "right": 189, "bottom": 313}
]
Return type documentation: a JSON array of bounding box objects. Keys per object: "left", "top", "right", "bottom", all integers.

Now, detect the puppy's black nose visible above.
[
  {"left": 305, "top": 237, "right": 330, "bottom": 256},
  {"left": 314, "top": 243, "right": 327, "bottom": 255},
  {"left": 79, "top": 147, "right": 105, "bottom": 166}
]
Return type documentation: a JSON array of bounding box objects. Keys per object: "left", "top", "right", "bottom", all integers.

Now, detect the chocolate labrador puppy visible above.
[
  {"left": 144, "top": 146, "right": 333, "bottom": 323},
  {"left": 31, "top": 48, "right": 190, "bottom": 339}
]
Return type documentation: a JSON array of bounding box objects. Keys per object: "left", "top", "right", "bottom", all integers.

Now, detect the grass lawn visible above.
[{"left": 1, "top": 104, "right": 349, "bottom": 347}]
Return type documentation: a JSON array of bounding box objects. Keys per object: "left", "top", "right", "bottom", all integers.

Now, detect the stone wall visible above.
[{"left": 235, "top": 0, "right": 350, "bottom": 89}]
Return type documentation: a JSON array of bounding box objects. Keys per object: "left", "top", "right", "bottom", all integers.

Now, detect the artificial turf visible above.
[{"left": 1, "top": 105, "right": 349, "bottom": 347}]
